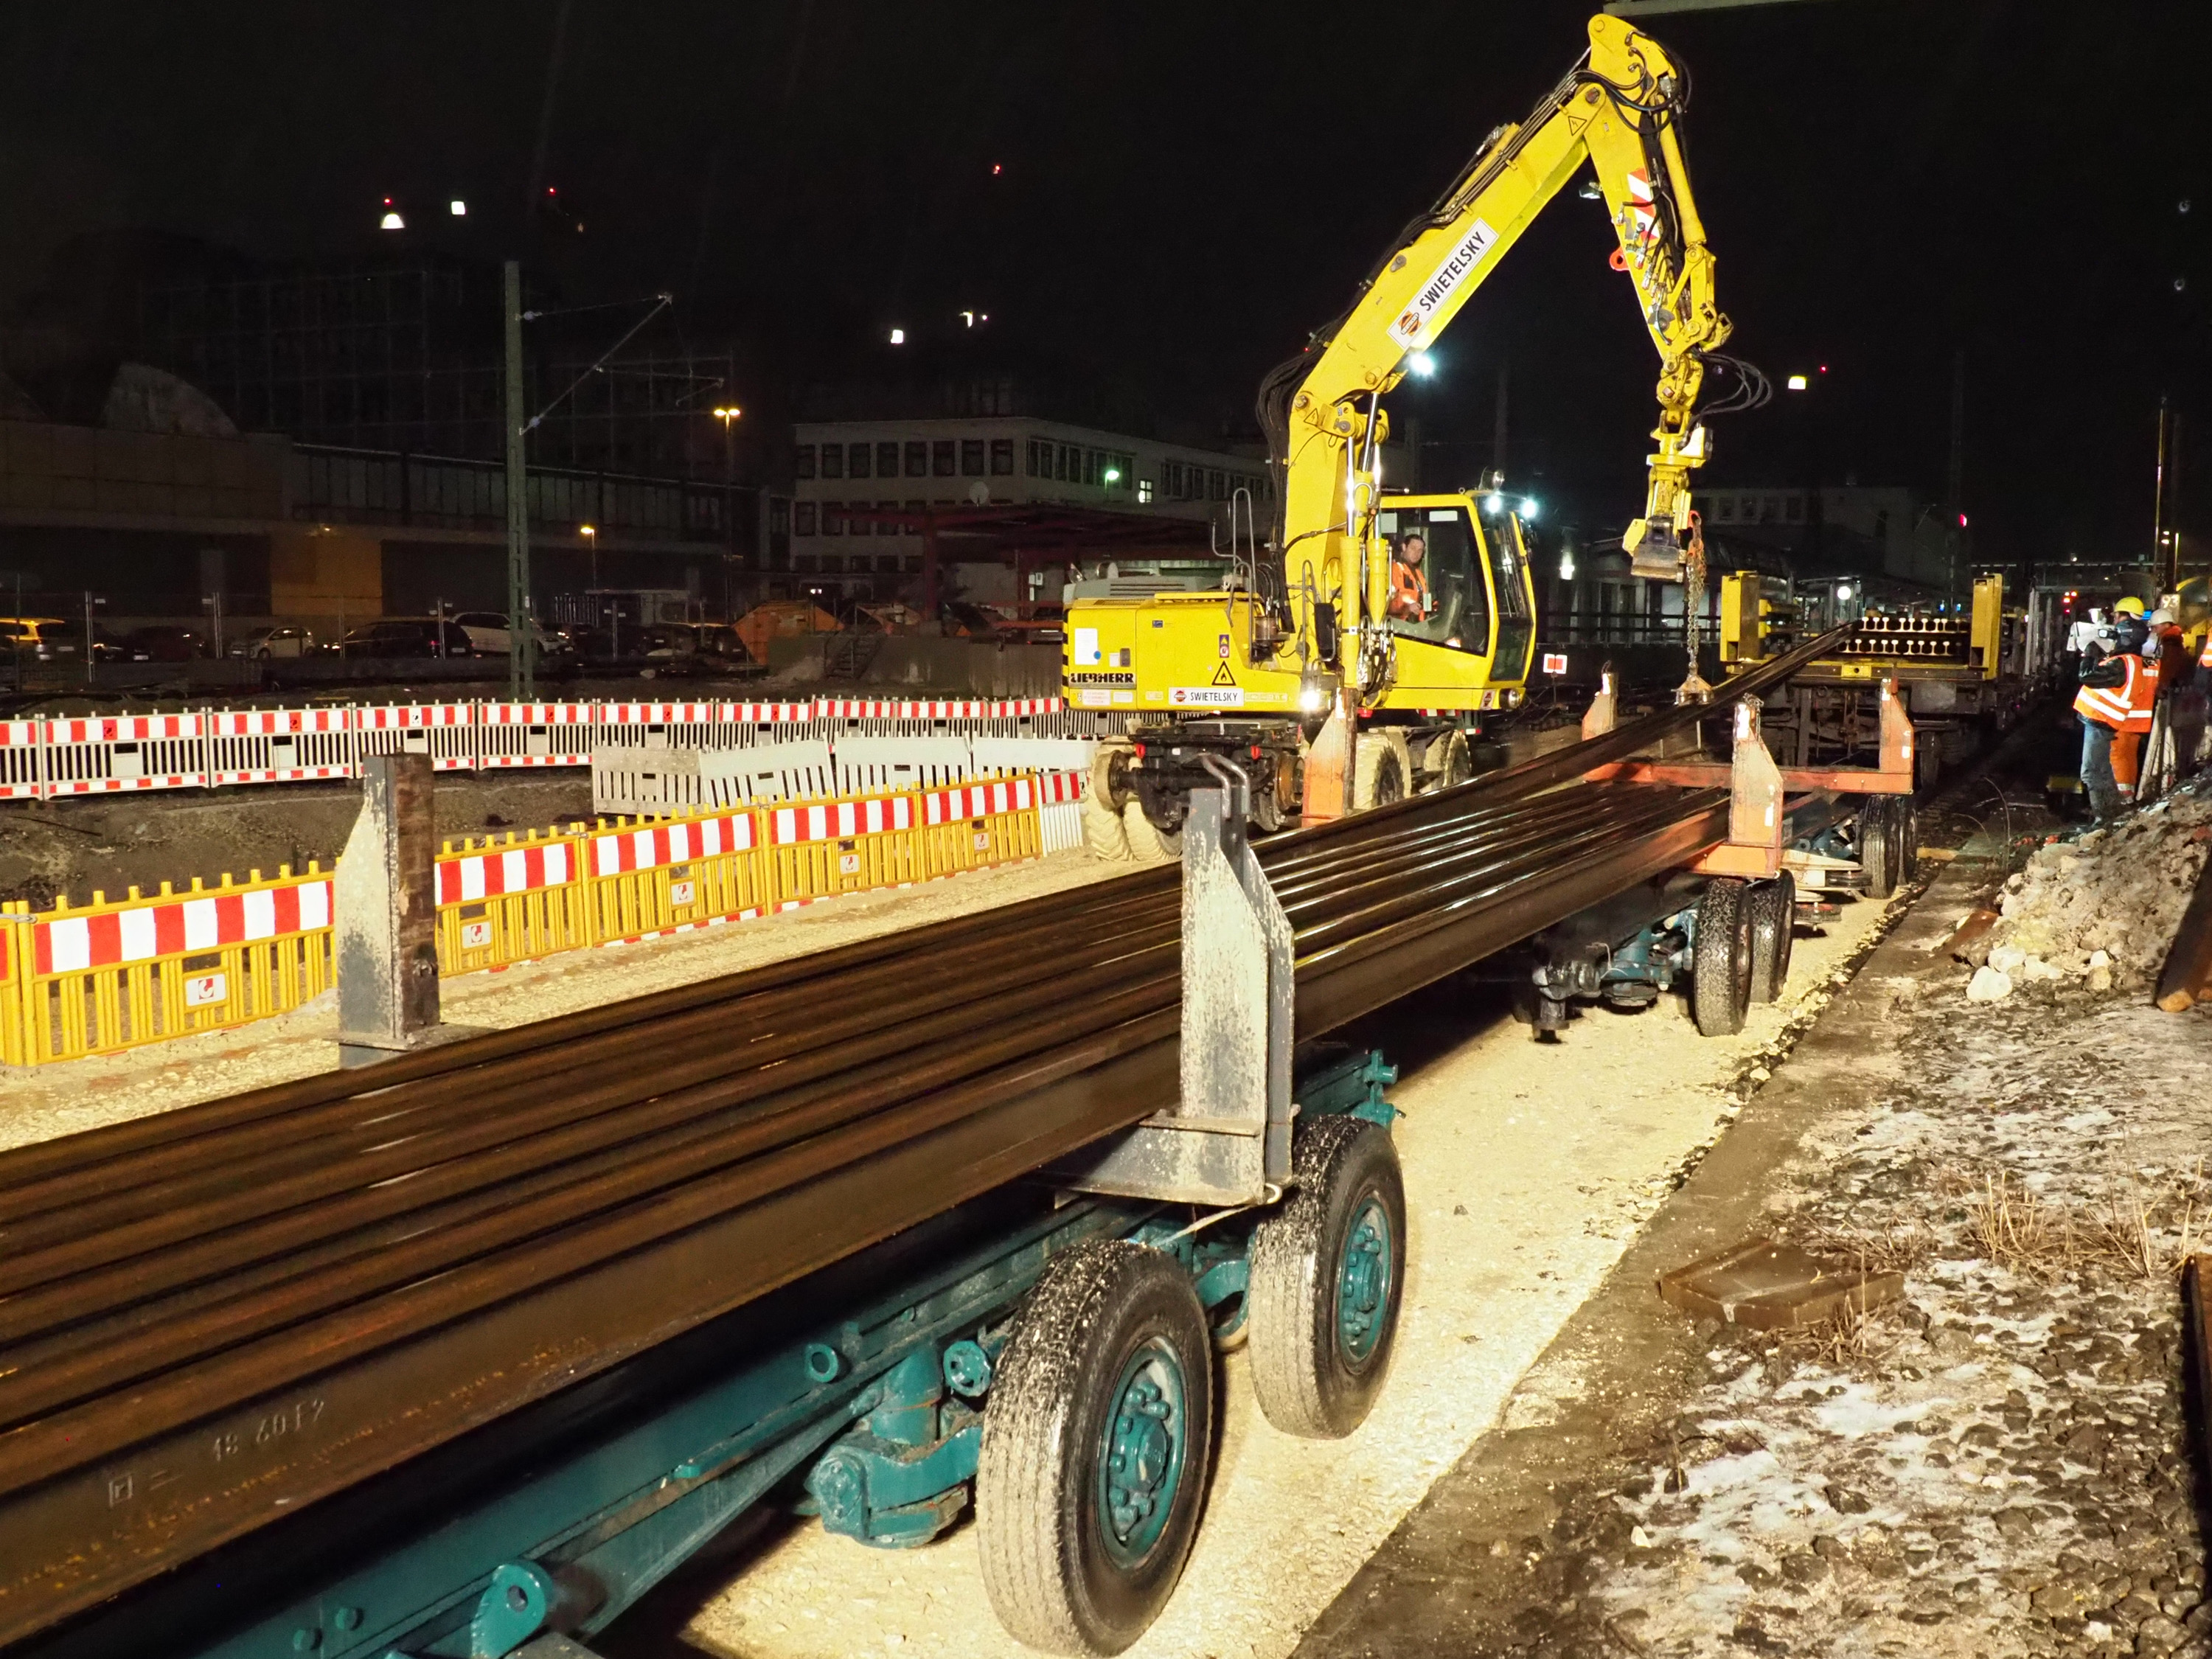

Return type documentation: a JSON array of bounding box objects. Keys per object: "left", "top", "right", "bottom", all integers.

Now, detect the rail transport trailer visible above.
[
  {"left": 1717, "top": 571, "right": 2064, "bottom": 788},
  {"left": 4, "top": 631, "right": 1911, "bottom": 1659},
  {"left": 29, "top": 1048, "right": 1405, "bottom": 1659}
]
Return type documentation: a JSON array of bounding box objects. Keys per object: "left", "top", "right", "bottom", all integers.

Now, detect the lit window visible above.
[
  {"left": 795, "top": 445, "right": 817, "bottom": 481},
  {"left": 1138, "top": 479, "right": 1155, "bottom": 504},
  {"left": 932, "top": 439, "right": 956, "bottom": 477},
  {"left": 961, "top": 439, "right": 985, "bottom": 476},
  {"left": 990, "top": 438, "right": 1014, "bottom": 476}
]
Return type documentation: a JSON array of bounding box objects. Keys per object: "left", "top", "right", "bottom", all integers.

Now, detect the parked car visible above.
[
  {"left": 332, "top": 619, "right": 479, "bottom": 658},
  {"left": 228, "top": 626, "right": 313, "bottom": 660},
  {"left": 450, "top": 612, "right": 562, "bottom": 655},
  {"left": 633, "top": 624, "right": 703, "bottom": 677},
  {"left": 125, "top": 625, "right": 211, "bottom": 661},
  {"left": 0, "top": 617, "right": 80, "bottom": 661},
  {"left": 91, "top": 627, "right": 150, "bottom": 664}
]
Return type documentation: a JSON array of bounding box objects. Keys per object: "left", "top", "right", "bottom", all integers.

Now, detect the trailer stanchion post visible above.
[
  {"left": 1690, "top": 695, "right": 1787, "bottom": 880},
  {"left": 1879, "top": 675, "right": 1914, "bottom": 780},
  {"left": 1055, "top": 757, "right": 1294, "bottom": 1204},
  {"left": 1582, "top": 667, "right": 1617, "bottom": 740},
  {"left": 335, "top": 751, "right": 476, "bottom": 1066}
]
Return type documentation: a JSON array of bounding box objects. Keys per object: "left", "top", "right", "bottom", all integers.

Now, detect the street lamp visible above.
[{"left": 581, "top": 524, "right": 597, "bottom": 591}]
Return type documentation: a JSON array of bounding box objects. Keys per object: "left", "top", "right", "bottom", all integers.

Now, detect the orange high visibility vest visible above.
[{"left": 2075, "top": 653, "right": 2154, "bottom": 732}]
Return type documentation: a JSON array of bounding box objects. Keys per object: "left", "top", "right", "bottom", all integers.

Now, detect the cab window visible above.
[
  {"left": 1377, "top": 506, "right": 1489, "bottom": 655},
  {"left": 1488, "top": 515, "right": 1535, "bottom": 678}
]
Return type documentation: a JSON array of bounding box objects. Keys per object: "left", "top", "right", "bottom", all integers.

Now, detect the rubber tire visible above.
[
  {"left": 1895, "top": 799, "right": 1919, "bottom": 883},
  {"left": 1248, "top": 1116, "right": 1408, "bottom": 1439},
  {"left": 1745, "top": 872, "right": 1795, "bottom": 1004},
  {"left": 1859, "top": 797, "right": 1899, "bottom": 900},
  {"left": 1082, "top": 787, "right": 1130, "bottom": 861},
  {"left": 1122, "top": 799, "right": 1182, "bottom": 863},
  {"left": 976, "top": 1242, "right": 1214, "bottom": 1656},
  {"left": 1089, "top": 742, "right": 1132, "bottom": 814},
  {"left": 1423, "top": 729, "right": 1473, "bottom": 792},
  {"left": 1691, "top": 877, "right": 1753, "bottom": 1037},
  {"left": 1351, "top": 734, "right": 1408, "bottom": 813}
]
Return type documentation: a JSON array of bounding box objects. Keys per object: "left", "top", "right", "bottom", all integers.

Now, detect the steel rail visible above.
[
  {"left": 0, "top": 790, "right": 1677, "bottom": 1408},
  {"left": 0, "top": 647, "right": 1841, "bottom": 1644}
]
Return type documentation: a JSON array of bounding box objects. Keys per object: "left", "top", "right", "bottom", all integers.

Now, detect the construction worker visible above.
[
  {"left": 1388, "top": 531, "right": 1433, "bottom": 622},
  {"left": 2075, "top": 609, "right": 2154, "bottom": 821}
]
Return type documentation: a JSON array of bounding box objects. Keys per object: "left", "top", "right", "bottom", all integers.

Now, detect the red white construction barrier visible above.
[
  {"left": 0, "top": 695, "right": 1074, "bottom": 802},
  {"left": 590, "top": 810, "right": 757, "bottom": 877},
  {"left": 33, "top": 877, "right": 332, "bottom": 974}
]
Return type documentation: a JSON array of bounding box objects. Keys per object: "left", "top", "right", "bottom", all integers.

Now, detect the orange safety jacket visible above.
[
  {"left": 2198, "top": 632, "right": 2212, "bottom": 670},
  {"left": 1388, "top": 558, "right": 1430, "bottom": 621},
  {"left": 2074, "top": 651, "right": 2156, "bottom": 733}
]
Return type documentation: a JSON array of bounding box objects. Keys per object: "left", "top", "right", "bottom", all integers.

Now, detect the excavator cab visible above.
[{"left": 1369, "top": 494, "right": 1537, "bottom": 710}]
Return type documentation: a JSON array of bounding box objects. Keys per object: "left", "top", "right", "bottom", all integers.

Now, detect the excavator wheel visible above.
[
  {"left": 1422, "top": 730, "right": 1473, "bottom": 791},
  {"left": 1084, "top": 742, "right": 1135, "bottom": 860},
  {"left": 1123, "top": 799, "right": 1183, "bottom": 863},
  {"left": 1351, "top": 732, "right": 1411, "bottom": 813},
  {"left": 1082, "top": 789, "right": 1130, "bottom": 860}
]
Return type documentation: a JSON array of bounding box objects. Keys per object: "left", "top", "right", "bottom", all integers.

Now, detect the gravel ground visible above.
[
  {"left": 601, "top": 883, "right": 1909, "bottom": 1659},
  {"left": 1298, "top": 790, "right": 2212, "bottom": 1658}
]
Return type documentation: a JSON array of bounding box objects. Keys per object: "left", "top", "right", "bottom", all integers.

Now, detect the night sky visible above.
[{"left": 0, "top": 1, "right": 2202, "bottom": 570}]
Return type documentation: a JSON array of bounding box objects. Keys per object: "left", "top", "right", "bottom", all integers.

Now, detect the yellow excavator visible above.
[{"left": 1069, "top": 12, "right": 1754, "bottom": 849}]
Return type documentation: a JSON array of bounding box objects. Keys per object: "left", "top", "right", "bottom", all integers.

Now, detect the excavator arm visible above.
[{"left": 1261, "top": 12, "right": 1732, "bottom": 668}]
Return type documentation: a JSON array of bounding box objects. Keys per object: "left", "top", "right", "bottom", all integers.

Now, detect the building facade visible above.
[
  {"left": 786, "top": 417, "right": 1270, "bottom": 600},
  {"left": 1690, "top": 483, "right": 1956, "bottom": 590}
]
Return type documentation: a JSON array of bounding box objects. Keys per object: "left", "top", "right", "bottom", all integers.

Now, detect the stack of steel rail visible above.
[{"left": 0, "top": 628, "right": 1845, "bottom": 1644}]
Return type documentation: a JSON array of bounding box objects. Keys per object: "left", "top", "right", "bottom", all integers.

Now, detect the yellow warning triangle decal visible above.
[{"left": 1211, "top": 661, "right": 1236, "bottom": 686}]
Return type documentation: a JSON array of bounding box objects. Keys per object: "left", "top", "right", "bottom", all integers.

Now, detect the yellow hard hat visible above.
[{"left": 2114, "top": 597, "right": 2146, "bottom": 617}]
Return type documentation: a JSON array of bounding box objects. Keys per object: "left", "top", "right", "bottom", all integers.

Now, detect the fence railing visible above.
[
  {"left": 0, "top": 770, "right": 1085, "bottom": 1068},
  {"left": 0, "top": 695, "right": 1100, "bottom": 802}
]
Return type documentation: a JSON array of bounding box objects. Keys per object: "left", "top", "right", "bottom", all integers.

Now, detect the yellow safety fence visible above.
[{"left": 1, "top": 773, "right": 1057, "bottom": 1067}]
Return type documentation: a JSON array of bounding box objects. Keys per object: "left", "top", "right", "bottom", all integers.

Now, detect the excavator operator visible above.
[{"left": 1389, "top": 532, "right": 1433, "bottom": 622}]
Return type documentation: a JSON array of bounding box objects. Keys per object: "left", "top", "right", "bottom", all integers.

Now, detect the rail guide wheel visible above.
[
  {"left": 976, "top": 1240, "right": 1214, "bottom": 1655},
  {"left": 1248, "top": 1116, "right": 1408, "bottom": 1439},
  {"left": 1745, "top": 871, "right": 1796, "bottom": 1004},
  {"left": 1691, "top": 876, "right": 1754, "bottom": 1037}
]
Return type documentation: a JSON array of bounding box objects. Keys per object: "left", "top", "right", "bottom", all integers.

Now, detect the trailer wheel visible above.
[
  {"left": 1745, "top": 872, "right": 1795, "bottom": 1004},
  {"left": 1248, "top": 1116, "right": 1406, "bottom": 1439},
  {"left": 977, "top": 1241, "right": 1214, "bottom": 1656},
  {"left": 1691, "top": 877, "right": 1753, "bottom": 1037},
  {"left": 1859, "top": 798, "right": 1899, "bottom": 899}
]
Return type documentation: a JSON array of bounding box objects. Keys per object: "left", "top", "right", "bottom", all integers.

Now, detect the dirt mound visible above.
[{"left": 1978, "top": 784, "right": 2212, "bottom": 996}]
